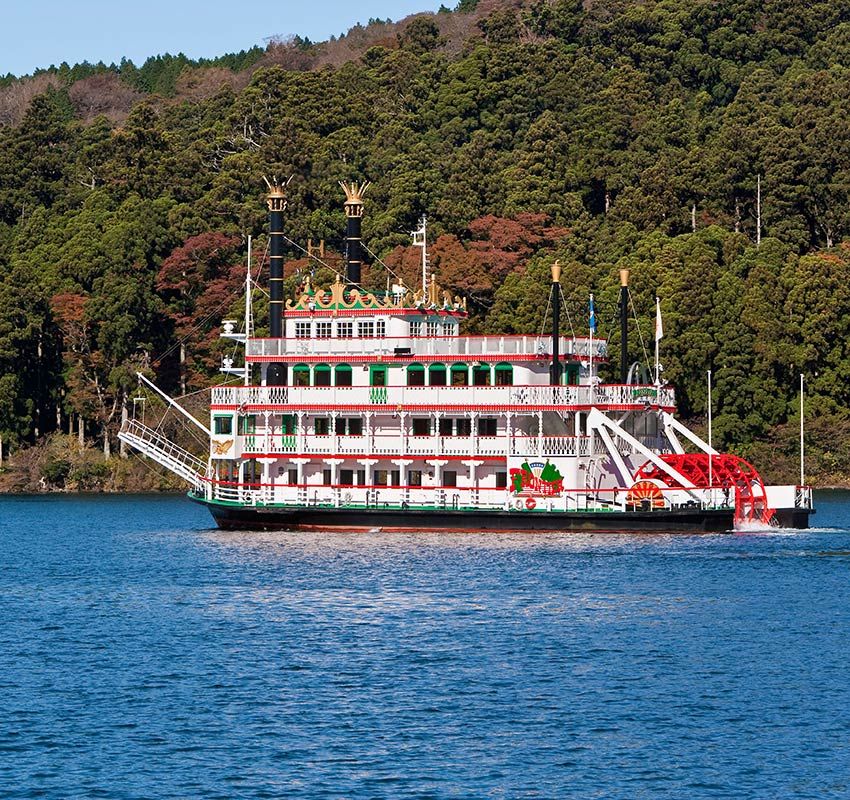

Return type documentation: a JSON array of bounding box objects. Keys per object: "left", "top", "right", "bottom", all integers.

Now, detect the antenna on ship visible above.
[{"left": 412, "top": 215, "right": 428, "bottom": 295}]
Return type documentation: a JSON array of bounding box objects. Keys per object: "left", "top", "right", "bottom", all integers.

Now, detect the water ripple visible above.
[{"left": 0, "top": 492, "right": 849, "bottom": 798}]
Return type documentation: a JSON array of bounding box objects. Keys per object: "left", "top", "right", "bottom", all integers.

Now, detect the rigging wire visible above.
[
  {"left": 558, "top": 285, "right": 577, "bottom": 340},
  {"left": 627, "top": 287, "right": 652, "bottom": 373},
  {"left": 538, "top": 289, "right": 554, "bottom": 340},
  {"left": 361, "top": 241, "right": 407, "bottom": 289}
]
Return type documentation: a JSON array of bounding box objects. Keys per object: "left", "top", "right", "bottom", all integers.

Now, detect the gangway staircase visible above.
[{"left": 119, "top": 419, "right": 208, "bottom": 490}]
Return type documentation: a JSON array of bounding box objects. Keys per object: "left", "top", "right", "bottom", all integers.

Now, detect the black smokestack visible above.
[
  {"left": 340, "top": 181, "right": 370, "bottom": 286},
  {"left": 266, "top": 178, "right": 287, "bottom": 386},
  {"left": 550, "top": 261, "right": 562, "bottom": 386},
  {"left": 619, "top": 269, "right": 629, "bottom": 384}
]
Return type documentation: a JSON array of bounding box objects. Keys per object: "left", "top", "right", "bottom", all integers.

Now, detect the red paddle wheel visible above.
[{"left": 634, "top": 453, "right": 774, "bottom": 525}]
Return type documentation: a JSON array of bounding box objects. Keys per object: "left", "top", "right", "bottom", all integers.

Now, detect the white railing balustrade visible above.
[
  {"left": 212, "top": 383, "right": 676, "bottom": 409},
  {"left": 246, "top": 335, "right": 608, "bottom": 360},
  {"left": 238, "top": 432, "right": 596, "bottom": 458}
]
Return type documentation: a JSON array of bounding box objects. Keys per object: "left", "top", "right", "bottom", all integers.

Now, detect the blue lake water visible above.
[{"left": 1, "top": 492, "right": 849, "bottom": 799}]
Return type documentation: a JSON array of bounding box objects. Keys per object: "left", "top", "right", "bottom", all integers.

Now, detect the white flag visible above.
[{"left": 655, "top": 297, "right": 663, "bottom": 341}]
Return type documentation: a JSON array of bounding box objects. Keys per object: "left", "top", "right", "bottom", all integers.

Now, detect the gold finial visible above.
[
  {"left": 264, "top": 175, "right": 291, "bottom": 211},
  {"left": 551, "top": 260, "right": 562, "bottom": 284},
  {"left": 339, "top": 180, "right": 370, "bottom": 217},
  {"left": 620, "top": 268, "right": 630, "bottom": 287}
]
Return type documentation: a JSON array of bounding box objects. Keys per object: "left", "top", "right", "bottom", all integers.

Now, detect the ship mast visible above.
[{"left": 412, "top": 215, "right": 428, "bottom": 295}]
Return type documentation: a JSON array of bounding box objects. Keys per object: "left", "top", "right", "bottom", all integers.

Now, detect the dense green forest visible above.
[{"left": 1, "top": 0, "right": 850, "bottom": 487}]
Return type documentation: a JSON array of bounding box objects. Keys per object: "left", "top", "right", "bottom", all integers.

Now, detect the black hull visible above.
[{"left": 192, "top": 497, "right": 752, "bottom": 533}]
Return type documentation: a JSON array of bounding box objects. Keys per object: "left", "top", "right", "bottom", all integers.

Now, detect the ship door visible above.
[
  {"left": 370, "top": 365, "right": 388, "bottom": 403},
  {"left": 370, "top": 365, "right": 387, "bottom": 386},
  {"left": 564, "top": 364, "right": 580, "bottom": 385}
]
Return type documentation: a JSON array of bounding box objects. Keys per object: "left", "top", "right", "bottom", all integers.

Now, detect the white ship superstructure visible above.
[{"left": 120, "top": 180, "right": 813, "bottom": 531}]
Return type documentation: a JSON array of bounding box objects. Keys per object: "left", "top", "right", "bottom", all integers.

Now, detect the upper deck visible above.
[
  {"left": 245, "top": 334, "right": 608, "bottom": 362},
  {"left": 211, "top": 383, "right": 675, "bottom": 412}
]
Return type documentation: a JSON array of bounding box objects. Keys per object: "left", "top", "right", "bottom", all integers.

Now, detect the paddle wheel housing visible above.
[{"left": 634, "top": 453, "right": 774, "bottom": 525}]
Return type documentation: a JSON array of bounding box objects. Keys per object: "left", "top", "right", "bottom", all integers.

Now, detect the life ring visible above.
[
  {"left": 514, "top": 498, "right": 524, "bottom": 510},
  {"left": 343, "top": 492, "right": 352, "bottom": 504},
  {"left": 525, "top": 497, "right": 537, "bottom": 510}
]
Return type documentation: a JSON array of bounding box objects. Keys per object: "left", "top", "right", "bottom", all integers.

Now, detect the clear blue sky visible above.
[{"left": 1, "top": 0, "right": 446, "bottom": 77}]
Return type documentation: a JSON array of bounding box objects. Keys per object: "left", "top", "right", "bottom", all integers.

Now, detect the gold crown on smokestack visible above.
[
  {"left": 340, "top": 180, "right": 370, "bottom": 217},
  {"left": 264, "top": 174, "right": 290, "bottom": 211}
]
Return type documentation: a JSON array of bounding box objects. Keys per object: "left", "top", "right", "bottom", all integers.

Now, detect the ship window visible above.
[
  {"left": 443, "top": 320, "right": 457, "bottom": 336},
  {"left": 496, "top": 471, "right": 507, "bottom": 489},
  {"left": 477, "top": 417, "right": 497, "bottom": 437},
  {"left": 494, "top": 363, "right": 513, "bottom": 386},
  {"left": 335, "top": 364, "right": 353, "bottom": 386},
  {"left": 438, "top": 418, "right": 453, "bottom": 436},
  {"left": 376, "top": 320, "right": 386, "bottom": 338},
  {"left": 408, "top": 470, "right": 422, "bottom": 487},
  {"left": 407, "top": 363, "right": 425, "bottom": 387},
  {"left": 281, "top": 415, "right": 297, "bottom": 435},
  {"left": 473, "top": 365, "right": 491, "bottom": 386},
  {"left": 392, "top": 470, "right": 400, "bottom": 486},
  {"left": 347, "top": 418, "right": 363, "bottom": 436},
  {"left": 295, "top": 322, "right": 311, "bottom": 339},
  {"left": 323, "top": 469, "right": 332, "bottom": 485},
  {"left": 314, "top": 364, "right": 331, "bottom": 386},
  {"left": 429, "top": 363, "right": 447, "bottom": 386},
  {"left": 238, "top": 415, "right": 256, "bottom": 435},
  {"left": 565, "top": 364, "right": 580, "bottom": 386},
  {"left": 288, "top": 469, "right": 298, "bottom": 484},
  {"left": 456, "top": 418, "right": 472, "bottom": 436},
  {"left": 358, "top": 321, "right": 374, "bottom": 338},
  {"left": 375, "top": 470, "right": 388, "bottom": 486},
  {"left": 410, "top": 321, "right": 421, "bottom": 338},
  {"left": 357, "top": 469, "right": 366, "bottom": 485},
  {"left": 337, "top": 322, "right": 353, "bottom": 339},
  {"left": 293, "top": 364, "right": 310, "bottom": 386},
  {"left": 316, "top": 322, "right": 332, "bottom": 338},
  {"left": 315, "top": 418, "right": 330, "bottom": 435},
  {"left": 340, "top": 469, "right": 354, "bottom": 486},
  {"left": 443, "top": 470, "right": 457, "bottom": 487},
  {"left": 213, "top": 416, "right": 233, "bottom": 435},
  {"left": 427, "top": 320, "right": 440, "bottom": 337},
  {"left": 370, "top": 365, "right": 387, "bottom": 387},
  {"left": 450, "top": 364, "right": 469, "bottom": 386},
  {"left": 411, "top": 418, "right": 430, "bottom": 436},
  {"left": 335, "top": 417, "right": 346, "bottom": 435}
]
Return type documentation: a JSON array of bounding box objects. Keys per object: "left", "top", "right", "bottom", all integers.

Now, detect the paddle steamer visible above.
[{"left": 119, "top": 180, "right": 813, "bottom": 531}]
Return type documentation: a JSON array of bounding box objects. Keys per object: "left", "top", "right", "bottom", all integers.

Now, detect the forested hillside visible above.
[{"left": 2, "top": 0, "right": 850, "bottom": 487}]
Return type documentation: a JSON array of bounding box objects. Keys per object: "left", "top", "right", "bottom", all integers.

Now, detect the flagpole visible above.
[
  {"left": 589, "top": 293, "right": 597, "bottom": 400},
  {"left": 708, "top": 369, "right": 713, "bottom": 504},
  {"left": 589, "top": 293, "right": 594, "bottom": 384},
  {"left": 800, "top": 372, "right": 806, "bottom": 487},
  {"left": 654, "top": 296, "right": 662, "bottom": 386}
]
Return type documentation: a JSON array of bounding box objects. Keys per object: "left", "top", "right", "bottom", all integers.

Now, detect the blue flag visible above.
[{"left": 589, "top": 294, "right": 597, "bottom": 335}]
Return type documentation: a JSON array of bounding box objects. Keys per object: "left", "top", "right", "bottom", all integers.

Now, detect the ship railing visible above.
[
  {"left": 200, "top": 479, "right": 735, "bottom": 513},
  {"left": 246, "top": 335, "right": 608, "bottom": 360},
  {"left": 514, "top": 436, "right": 593, "bottom": 457},
  {"left": 211, "top": 383, "right": 676, "bottom": 409},
  {"left": 796, "top": 486, "right": 813, "bottom": 509},
  {"left": 237, "top": 433, "right": 596, "bottom": 458}
]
